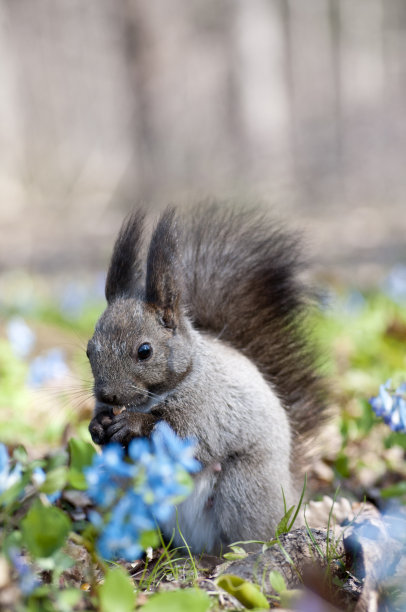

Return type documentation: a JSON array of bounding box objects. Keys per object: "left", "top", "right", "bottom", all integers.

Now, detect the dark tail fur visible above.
[
  {"left": 108, "top": 203, "right": 327, "bottom": 452},
  {"left": 179, "top": 203, "right": 327, "bottom": 447}
]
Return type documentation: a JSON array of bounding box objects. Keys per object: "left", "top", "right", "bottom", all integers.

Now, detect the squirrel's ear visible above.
[
  {"left": 105, "top": 210, "right": 145, "bottom": 302},
  {"left": 145, "top": 208, "right": 181, "bottom": 329}
]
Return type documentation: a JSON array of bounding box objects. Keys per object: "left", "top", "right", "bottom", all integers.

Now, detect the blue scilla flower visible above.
[
  {"left": 97, "top": 516, "right": 144, "bottom": 561},
  {"left": 9, "top": 548, "right": 40, "bottom": 596},
  {"left": 142, "top": 458, "right": 181, "bottom": 523},
  {"left": 150, "top": 421, "right": 201, "bottom": 474},
  {"left": 129, "top": 423, "right": 200, "bottom": 521},
  {"left": 0, "top": 443, "right": 22, "bottom": 496},
  {"left": 369, "top": 381, "right": 393, "bottom": 420},
  {"left": 85, "top": 423, "right": 200, "bottom": 560},
  {"left": 47, "top": 491, "right": 62, "bottom": 504},
  {"left": 369, "top": 381, "right": 406, "bottom": 433},
  {"left": 6, "top": 317, "right": 35, "bottom": 359},
  {"left": 85, "top": 443, "right": 137, "bottom": 508},
  {"left": 31, "top": 467, "right": 46, "bottom": 487}
]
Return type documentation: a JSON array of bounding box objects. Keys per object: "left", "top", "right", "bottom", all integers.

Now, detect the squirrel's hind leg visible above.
[{"left": 211, "top": 453, "right": 294, "bottom": 549}]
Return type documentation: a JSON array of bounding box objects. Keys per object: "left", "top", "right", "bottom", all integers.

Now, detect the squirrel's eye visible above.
[{"left": 137, "top": 342, "right": 152, "bottom": 361}]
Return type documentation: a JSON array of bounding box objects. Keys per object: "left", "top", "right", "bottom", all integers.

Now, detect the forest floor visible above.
[{"left": 0, "top": 263, "right": 406, "bottom": 610}]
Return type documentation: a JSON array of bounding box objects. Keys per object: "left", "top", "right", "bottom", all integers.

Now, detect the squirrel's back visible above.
[{"left": 179, "top": 203, "right": 326, "bottom": 457}]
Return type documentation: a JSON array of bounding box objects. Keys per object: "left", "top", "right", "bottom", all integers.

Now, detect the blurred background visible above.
[
  {"left": 0, "top": 2, "right": 405, "bottom": 524},
  {"left": 1, "top": 0, "right": 406, "bottom": 284}
]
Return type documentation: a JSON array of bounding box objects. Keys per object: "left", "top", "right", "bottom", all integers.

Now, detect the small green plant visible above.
[
  {"left": 216, "top": 574, "right": 269, "bottom": 609},
  {"left": 2, "top": 272, "right": 406, "bottom": 610},
  {"left": 0, "top": 426, "right": 200, "bottom": 611}
]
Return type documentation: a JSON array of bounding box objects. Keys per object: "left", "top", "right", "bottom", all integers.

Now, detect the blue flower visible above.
[
  {"left": 85, "top": 443, "right": 136, "bottom": 508},
  {"left": 127, "top": 438, "right": 152, "bottom": 463},
  {"left": 102, "top": 444, "right": 135, "bottom": 479},
  {"left": 31, "top": 467, "right": 46, "bottom": 487},
  {"left": 94, "top": 492, "right": 155, "bottom": 560},
  {"left": 46, "top": 491, "right": 62, "bottom": 504},
  {"left": 6, "top": 317, "right": 35, "bottom": 358},
  {"left": 97, "top": 519, "right": 144, "bottom": 561},
  {"left": 369, "top": 381, "right": 406, "bottom": 433},
  {"left": 369, "top": 381, "right": 393, "bottom": 420},
  {"left": 9, "top": 548, "right": 40, "bottom": 596},
  {"left": 151, "top": 421, "right": 201, "bottom": 474},
  {"left": 85, "top": 463, "right": 121, "bottom": 508},
  {"left": 85, "top": 424, "right": 200, "bottom": 560},
  {"left": 0, "top": 443, "right": 22, "bottom": 496},
  {"left": 27, "top": 349, "right": 69, "bottom": 388}
]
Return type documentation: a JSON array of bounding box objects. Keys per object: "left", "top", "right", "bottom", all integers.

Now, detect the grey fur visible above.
[{"left": 87, "top": 204, "right": 326, "bottom": 554}]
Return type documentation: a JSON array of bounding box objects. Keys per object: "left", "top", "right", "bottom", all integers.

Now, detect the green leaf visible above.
[
  {"left": 269, "top": 570, "right": 286, "bottom": 594},
  {"left": 141, "top": 588, "right": 211, "bottom": 612},
  {"left": 46, "top": 449, "right": 69, "bottom": 471},
  {"left": 69, "top": 438, "right": 96, "bottom": 471},
  {"left": 12, "top": 445, "right": 28, "bottom": 464},
  {"left": 99, "top": 566, "right": 135, "bottom": 612},
  {"left": 0, "top": 471, "right": 30, "bottom": 507},
  {"left": 230, "top": 545, "right": 248, "bottom": 554},
  {"left": 275, "top": 506, "right": 295, "bottom": 536},
  {"left": 334, "top": 453, "right": 350, "bottom": 479},
  {"left": 52, "top": 549, "right": 75, "bottom": 572},
  {"left": 4, "top": 530, "right": 22, "bottom": 554},
  {"left": 381, "top": 481, "right": 406, "bottom": 498},
  {"left": 21, "top": 500, "right": 71, "bottom": 558},
  {"left": 56, "top": 588, "right": 82, "bottom": 610},
  {"left": 384, "top": 431, "right": 406, "bottom": 450},
  {"left": 68, "top": 438, "right": 97, "bottom": 490},
  {"left": 36, "top": 557, "right": 56, "bottom": 571},
  {"left": 217, "top": 574, "right": 269, "bottom": 610},
  {"left": 67, "top": 468, "right": 87, "bottom": 490},
  {"left": 40, "top": 466, "right": 67, "bottom": 494},
  {"left": 139, "top": 529, "right": 160, "bottom": 550},
  {"left": 223, "top": 545, "right": 248, "bottom": 560},
  {"left": 287, "top": 473, "right": 307, "bottom": 532},
  {"left": 26, "top": 586, "right": 56, "bottom": 612},
  {"left": 262, "top": 539, "right": 277, "bottom": 552}
]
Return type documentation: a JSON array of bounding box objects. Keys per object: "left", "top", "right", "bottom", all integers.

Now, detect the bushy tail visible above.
[{"left": 180, "top": 203, "right": 326, "bottom": 444}]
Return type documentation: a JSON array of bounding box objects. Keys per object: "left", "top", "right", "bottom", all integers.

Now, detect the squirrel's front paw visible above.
[
  {"left": 107, "top": 411, "right": 157, "bottom": 446},
  {"left": 89, "top": 411, "right": 113, "bottom": 445}
]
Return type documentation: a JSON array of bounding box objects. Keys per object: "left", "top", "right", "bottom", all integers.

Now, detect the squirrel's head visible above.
[{"left": 87, "top": 209, "right": 193, "bottom": 410}]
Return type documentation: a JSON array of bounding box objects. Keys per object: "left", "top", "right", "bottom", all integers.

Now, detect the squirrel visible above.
[{"left": 87, "top": 203, "right": 326, "bottom": 555}]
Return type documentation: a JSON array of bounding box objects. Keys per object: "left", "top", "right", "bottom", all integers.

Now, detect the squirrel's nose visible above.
[{"left": 97, "top": 389, "right": 119, "bottom": 406}]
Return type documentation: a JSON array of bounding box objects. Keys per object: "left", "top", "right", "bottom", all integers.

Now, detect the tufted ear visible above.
[
  {"left": 105, "top": 210, "right": 145, "bottom": 302},
  {"left": 145, "top": 208, "right": 181, "bottom": 329}
]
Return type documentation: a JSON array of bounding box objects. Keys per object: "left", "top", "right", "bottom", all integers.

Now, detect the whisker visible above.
[
  {"left": 31, "top": 387, "right": 94, "bottom": 405},
  {"left": 128, "top": 384, "right": 162, "bottom": 401}
]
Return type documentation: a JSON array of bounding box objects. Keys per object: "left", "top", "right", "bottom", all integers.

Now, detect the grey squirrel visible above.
[{"left": 87, "top": 204, "right": 326, "bottom": 555}]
